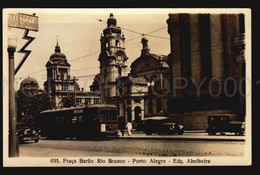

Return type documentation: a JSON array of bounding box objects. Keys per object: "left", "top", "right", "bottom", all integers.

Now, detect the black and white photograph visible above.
[{"left": 2, "top": 8, "right": 251, "bottom": 166}]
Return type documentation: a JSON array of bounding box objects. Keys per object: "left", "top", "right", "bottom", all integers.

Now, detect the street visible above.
[{"left": 19, "top": 133, "right": 245, "bottom": 157}]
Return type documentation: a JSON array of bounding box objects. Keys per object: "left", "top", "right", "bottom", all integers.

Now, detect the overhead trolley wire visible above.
[
  {"left": 19, "top": 15, "right": 169, "bottom": 79},
  {"left": 87, "top": 14, "right": 169, "bottom": 40}
]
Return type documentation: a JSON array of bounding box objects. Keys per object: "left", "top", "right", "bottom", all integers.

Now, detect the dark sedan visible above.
[
  {"left": 144, "top": 116, "right": 184, "bottom": 135},
  {"left": 17, "top": 123, "right": 40, "bottom": 143}
]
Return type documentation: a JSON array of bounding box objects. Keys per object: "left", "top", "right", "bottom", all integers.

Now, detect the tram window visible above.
[
  {"left": 60, "top": 116, "right": 64, "bottom": 124},
  {"left": 72, "top": 116, "right": 77, "bottom": 123},
  {"left": 221, "top": 117, "right": 228, "bottom": 122},
  {"left": 109, "top": 110, "right": 117, "bottom": 121},
  {"left": 100, "top": 110, "right": 108, "bottom": 120},
  {"left": 56, "top": 116, "right": 61, "bottom": 122},
  {"left": 78, "top": 116, "right": 83, "bottom": 123}
]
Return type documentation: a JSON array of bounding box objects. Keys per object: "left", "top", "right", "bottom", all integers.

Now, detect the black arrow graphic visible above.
[{"left": 15, "top": 29, "right": 35, "bottom": 75}]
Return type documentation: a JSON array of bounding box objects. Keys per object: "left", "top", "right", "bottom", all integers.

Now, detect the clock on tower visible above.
[{"left": 98, "top": 13, "right": 129, "bottom": 100}]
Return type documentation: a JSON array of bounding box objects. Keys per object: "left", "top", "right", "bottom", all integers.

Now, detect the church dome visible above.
[
  {"left": 20, "top": 76, "right": 39, "bottom": 90},
  {"left": 50, "top": 42, "right": 66, "bottom": 61},
  {"left": 21, "top": 77, "right": 38, "bottom": 85}
]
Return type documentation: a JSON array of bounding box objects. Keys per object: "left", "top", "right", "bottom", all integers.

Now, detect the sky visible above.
[{"left": 3, "top": 9, "right": 171, "bottom": 91}]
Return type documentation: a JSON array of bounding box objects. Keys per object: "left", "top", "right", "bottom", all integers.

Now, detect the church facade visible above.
[
  {"left": 44, "top": 41, "right": 100, "bottom": 108},
  {"left": 98, "top": 14, "right": 172, "bottom": 128},
  {"left": 130, "top": 37, "right": 172, "bottom": 119}
]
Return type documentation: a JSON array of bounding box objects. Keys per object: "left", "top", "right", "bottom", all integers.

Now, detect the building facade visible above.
[
  {"left": 98, "top": 13, "right": 129, "bottom": 102},
  {"left": 130, "top": 37, "right": 172, "bottom": 118},
  {"left": 166, "top": 13, "right": 245, "bottom": 129},
  {"left": 44, "top": 42, "right": 100, "bottom": 107},
  {"left": 98, "top": 14, "right": 150, "bottom": 127},
  {"left": 98, "top": 14, "right": 174, "bottom": 129}
]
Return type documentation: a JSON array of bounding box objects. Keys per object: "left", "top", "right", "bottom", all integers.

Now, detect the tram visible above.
[{"left": 40, "top": 104, "right": 118, "bottom": 139}]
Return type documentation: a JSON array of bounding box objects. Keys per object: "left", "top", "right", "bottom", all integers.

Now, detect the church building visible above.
[
  {"left": 98, "top": 14, "right": 149, "bottom": 127},
  {"left": 98, "top": 14, "right": 172, "bottom": 129},
  {"left": 130, "top": 37, "right": 172, "bottom": 119},
  {"left": 44, "top": 41, "right": 100, "bottom": 107}
]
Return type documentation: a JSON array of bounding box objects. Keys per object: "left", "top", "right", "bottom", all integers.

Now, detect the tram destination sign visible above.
[{"left": 8, "top": 13, "right": 38, "bottom": 31}]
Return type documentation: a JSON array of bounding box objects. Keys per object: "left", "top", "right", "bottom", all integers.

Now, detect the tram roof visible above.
[
  {"left": 40, "top": 106, "right": 85, "bottom": 114},
  {"left": 40, "top": 104, "right": 117, "bottom": 114},
  {"left": 87, "top": 104, "right": 117, "bottom": 108}
]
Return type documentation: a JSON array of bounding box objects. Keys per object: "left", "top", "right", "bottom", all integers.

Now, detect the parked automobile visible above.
[
  {"left": 17, "top": 123, "right": 40, "bottom": 143},
  {"left": 206, "top": 114, "right": 245, "bottom": 136},
  {"left": 144, "top": 116, "right": 184, "bottom": 135}
]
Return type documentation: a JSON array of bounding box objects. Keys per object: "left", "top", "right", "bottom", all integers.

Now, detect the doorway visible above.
[
  {"left": 134, "top": 106, "right": 141, "bottom": 123},
  {"left": 127, "top": 107, "right": 132, "bottom": 122}
]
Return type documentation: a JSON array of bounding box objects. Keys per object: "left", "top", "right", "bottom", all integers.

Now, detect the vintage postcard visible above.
[{"left": 2, "top": 8, "right": 252, "bottom": 167}]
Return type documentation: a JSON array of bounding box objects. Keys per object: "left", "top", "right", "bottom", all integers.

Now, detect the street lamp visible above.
[
  {"left": 8, "top": 31, "right": 19, "bottom": 157},
  {"left": 147, "top": 81, "right": 154, "bottom": 116}
]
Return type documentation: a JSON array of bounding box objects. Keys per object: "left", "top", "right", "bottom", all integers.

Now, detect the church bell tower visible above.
[{"left": 98, "top": 13, "right": 128, "bottom": 102}]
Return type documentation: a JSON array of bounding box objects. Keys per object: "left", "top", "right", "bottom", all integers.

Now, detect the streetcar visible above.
[{"left": 40, "top": 104, "right": 118, "bottom": 139}]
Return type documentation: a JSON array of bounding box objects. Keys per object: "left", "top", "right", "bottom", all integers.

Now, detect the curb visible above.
[
  {"left": 116, "top": 133, "right": 245, "bottom": 141},
  {"left": 117, "top": 136, "right": 245, "bottom": 141}
]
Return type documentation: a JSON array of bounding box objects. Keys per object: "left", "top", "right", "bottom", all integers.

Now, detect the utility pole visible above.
[
  {"left": 8, "top": 32, "right": 19, "bottom": 157},
  {"left": 7, "top": 12, "right": 38, "bottom": 157},
  {"left": 73, "top": 76, "right": 76, "bottom": 106}
]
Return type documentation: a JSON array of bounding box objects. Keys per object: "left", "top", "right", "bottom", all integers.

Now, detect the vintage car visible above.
[
  {"left": 206, "top": 114, "right": 245, "bottom": 136},
  {"left": 17, "top": 123, "right": 40, "bottom": 143},
  {"left": 144, "top": 116, "right": 184, "bottom": 135}
]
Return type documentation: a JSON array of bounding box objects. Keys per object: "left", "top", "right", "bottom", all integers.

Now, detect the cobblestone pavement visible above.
[{"left": 19, "top": 138, "right": 245, "bottom": 157}]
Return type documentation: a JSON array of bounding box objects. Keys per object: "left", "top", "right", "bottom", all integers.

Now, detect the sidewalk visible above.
[{"left": 117, "top": 130, "right": 245, "bottom": 141}]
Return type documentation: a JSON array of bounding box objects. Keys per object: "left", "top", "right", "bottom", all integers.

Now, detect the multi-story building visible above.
[
  {"left": 98, "top": 13, "right": 129, "bottom": 102},
  {"left": 44, "top": 41, "right": 100, "bottom": 107},
  {"left": 130, "top": 37, "right": 172, "bottom": 118},
  {"left": 98, "top": 14, "right": 173, "bottom": 129},
  {"left": 166, "top": 13, "right": 245, "bottom": 129},
  {"left": 98, "top": 14, "right": 149, "bottom": 127}
]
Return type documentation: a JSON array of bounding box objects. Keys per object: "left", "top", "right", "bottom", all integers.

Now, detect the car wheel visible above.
[
  {"left": 240, "top": 130, "right": 245, "bottom": 136},
  {"left": 19, "top": 139, "right": 24, "bottom": 144},
  {"left": 178, "top": 131, "right": 184, "bottom": 135},
  {"left": 34, "top": 139, "right": 39, "bottom": 143}
]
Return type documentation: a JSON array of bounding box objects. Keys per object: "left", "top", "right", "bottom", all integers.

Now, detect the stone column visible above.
[
  {"left": 210, "top": 14, "right": 224, "bottom": 82},
  {"left": 167, "top": 14, "right": 183, "bottom": 99},
  {"left": 190, "top": 14, "right": 202, "bottom": 84}
]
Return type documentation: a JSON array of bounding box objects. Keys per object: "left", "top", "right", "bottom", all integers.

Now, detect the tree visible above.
[
  {"left": 59, "top": 95, "right": 75, "bottom": 108},
  {"left": 16, "top": 89, "right": 55, "bottom": 128}
]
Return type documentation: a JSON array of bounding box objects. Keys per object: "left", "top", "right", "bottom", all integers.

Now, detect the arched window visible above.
[
  {"left": 115, "top": 40, "right": 119, "bottom": 47},
  {"left": 60, "top": 73, "right": 64, "bottom": 80},
  {"left": 134, "top": 106, "right": 141, "bottom": 123}
]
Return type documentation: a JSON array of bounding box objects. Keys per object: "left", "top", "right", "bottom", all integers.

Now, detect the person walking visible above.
[
  {"left": 126, "top": 122, "right": 132, "bottom": 136},
  {"left": 118, "top": 116, "right": 126, "bottom": 136}
]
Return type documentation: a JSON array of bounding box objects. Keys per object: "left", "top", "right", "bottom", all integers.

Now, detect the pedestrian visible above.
[
  {"left": 126, "top": 122, "right": 132, "bottom": 136},
  {"left": 118, "top": 116, "right": 126, "bottom": 136}
]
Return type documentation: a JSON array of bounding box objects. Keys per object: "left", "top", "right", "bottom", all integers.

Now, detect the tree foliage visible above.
[
  {"left": 16, "top": 89, "right": 55, "bottom": 128},
  {"left": 59, "top": 95, "right": 75, "bottom": 108}
]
